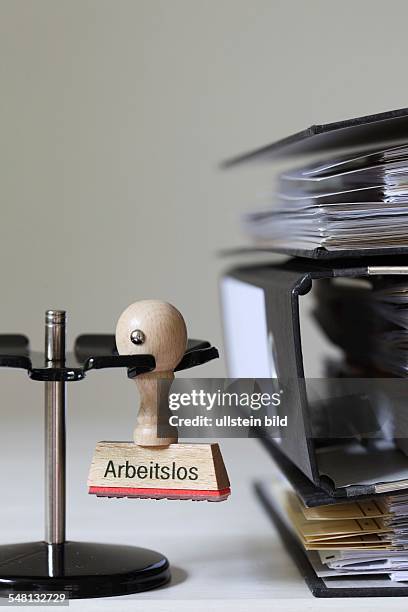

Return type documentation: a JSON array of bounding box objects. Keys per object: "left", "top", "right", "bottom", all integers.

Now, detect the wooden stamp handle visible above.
[
  {"left": 133, "top": 371, "right": 177, "bottom": 446},
  {"left": 115, "top": 300, "right": 187, "bottom": 448}
]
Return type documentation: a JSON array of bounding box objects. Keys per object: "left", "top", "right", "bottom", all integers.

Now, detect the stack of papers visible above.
[
  {"left": 287, "top": 490, "right": 392, "bottom": 550},
  {"left": 243, "top": 144, "right": 408, "bottom": 252},
  {"left": 315, "top": 277, "right": 408, "bottom": 376},
  {"left": 278, "top": 483, "right": 408, "bottom": 583},
  {"left": 372, "top": 282, "right": 408, "bottom": 376}
]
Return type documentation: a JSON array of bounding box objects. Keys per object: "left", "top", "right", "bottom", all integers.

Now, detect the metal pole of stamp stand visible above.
[{"left": 44, "top": 310, "right": 66, "bottom": 574}]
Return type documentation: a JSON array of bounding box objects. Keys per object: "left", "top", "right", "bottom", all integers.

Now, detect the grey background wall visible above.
[
  {"left": 2, "top": 0, "right": 407, "bottom": 359},
  {"left": 0, "top": 0, "right": 406, "bottom": 556}
]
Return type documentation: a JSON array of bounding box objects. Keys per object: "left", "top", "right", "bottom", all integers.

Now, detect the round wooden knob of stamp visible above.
[{"left": 116, "top": 300, "right": 187, "bottom": 447}]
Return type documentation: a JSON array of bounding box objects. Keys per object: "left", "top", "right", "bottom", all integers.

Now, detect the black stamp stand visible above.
[{"left": 0, "top": 311, "right": 218, "bottom": 599}]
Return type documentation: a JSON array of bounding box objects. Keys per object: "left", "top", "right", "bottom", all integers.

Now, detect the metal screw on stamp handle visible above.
[{"left": 130, "top": 329, "right": 146, "bottom": 345}]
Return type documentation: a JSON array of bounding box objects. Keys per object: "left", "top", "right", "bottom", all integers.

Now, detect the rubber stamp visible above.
[{"left": 88, "top": 300, "right": 231, "bottom": 501}]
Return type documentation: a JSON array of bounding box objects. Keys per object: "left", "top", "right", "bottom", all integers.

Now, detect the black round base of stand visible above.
[{"left": 0, "top": 541, "right": 170, "bottom": 599}]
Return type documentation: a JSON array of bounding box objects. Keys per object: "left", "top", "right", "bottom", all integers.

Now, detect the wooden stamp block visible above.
[{"left": 88, "top": 442, "right": 230, "bottom": 501}]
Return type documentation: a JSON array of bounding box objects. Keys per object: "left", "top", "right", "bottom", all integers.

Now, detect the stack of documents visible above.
[
  {"left": 314, "top": 277, "right": 408, "bottom": 377},
  {"left": 243, "top": 145, "right": 408, "bottom": 252},
  {"left": 287, "top": 489, "right": 392, "bottom": 550},
  {"left": 229, "top": 109, "right": 408, "bottom": 595},
  {"left": 274, "top": 480, "right": 408, "bottom": 583},
  {"left": 371, "top": 282, "right": 408, "bottom": 376}
]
